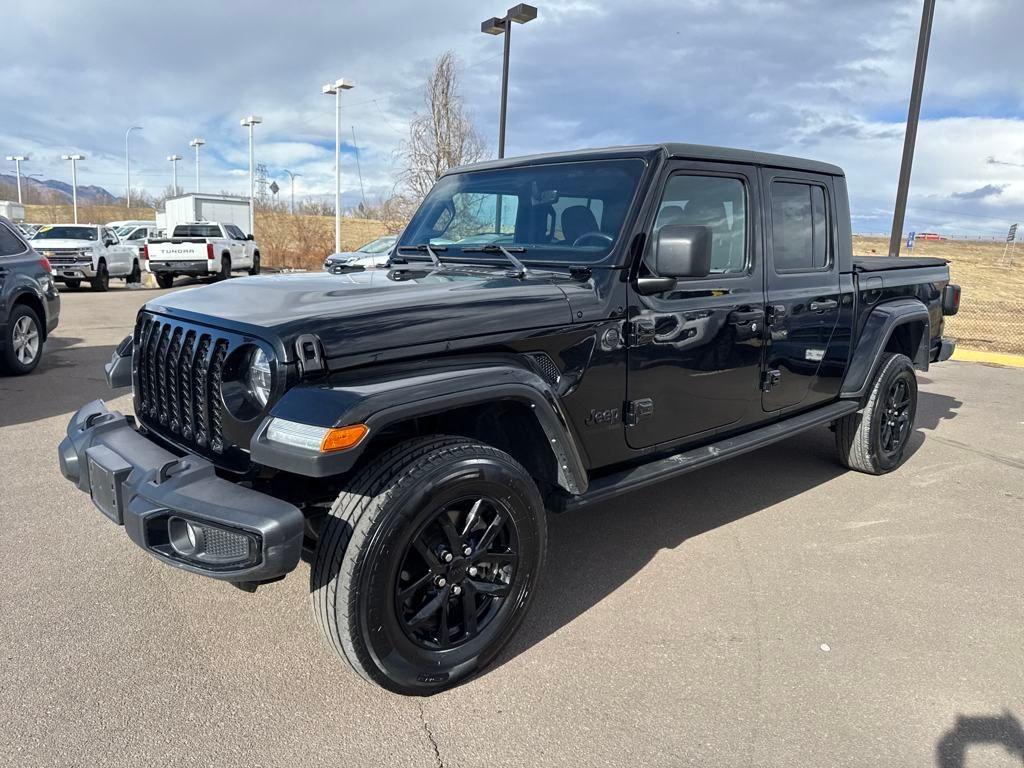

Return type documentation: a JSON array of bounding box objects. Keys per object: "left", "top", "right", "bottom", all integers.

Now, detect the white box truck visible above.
[
  {"left": 0, "top": 200, "right": 26, "bottom": 222},
  {"left": 160, "top": 194, "right": 253, "bottom": 236}
]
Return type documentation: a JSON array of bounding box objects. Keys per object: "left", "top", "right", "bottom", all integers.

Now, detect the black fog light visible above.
[{"left": 167, "top": 516, "right": 258, "bottom": 567}]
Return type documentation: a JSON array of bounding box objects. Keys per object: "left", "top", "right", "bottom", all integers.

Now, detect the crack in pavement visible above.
[{"left": 418, "top": 700, "right": 444, "bottom": 768}]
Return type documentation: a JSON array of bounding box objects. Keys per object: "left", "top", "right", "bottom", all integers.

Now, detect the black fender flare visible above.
[
  {"left": 841, "top": 298, "right": 930, "bottom": 400},
  {"left": 249, "top": 361, "right": 589, "bottom": 494}
]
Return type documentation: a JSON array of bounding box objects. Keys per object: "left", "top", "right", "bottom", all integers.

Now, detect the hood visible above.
[
  {"left": 32, "top": 239, "right": 94, "bottom": 250},
  {"left": 146, "top": 268, "right": 574, "bottom": 362}
]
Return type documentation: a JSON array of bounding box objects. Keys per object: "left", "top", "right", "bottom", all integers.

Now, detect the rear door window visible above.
[{"left": 770, "top": 182, "right": 830, "bottom": 272}]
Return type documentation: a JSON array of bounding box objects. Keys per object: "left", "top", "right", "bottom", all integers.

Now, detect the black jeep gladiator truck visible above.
[{"left": 58, "top": 143, "right": 960, "bottom": 694}]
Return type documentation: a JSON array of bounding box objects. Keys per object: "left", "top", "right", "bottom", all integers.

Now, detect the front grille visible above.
[{"left": 136, "top": 314, "right": 230, "bottom": 456}]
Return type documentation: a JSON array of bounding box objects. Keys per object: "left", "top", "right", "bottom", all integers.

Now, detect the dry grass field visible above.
[{"left": 854, "top": 236, "right": 1024, "bottom": 354}]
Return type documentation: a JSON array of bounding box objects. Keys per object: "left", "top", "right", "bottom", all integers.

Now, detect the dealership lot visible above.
[{"left": 1, "top": 285, "right": 1022, "bottom": 768}]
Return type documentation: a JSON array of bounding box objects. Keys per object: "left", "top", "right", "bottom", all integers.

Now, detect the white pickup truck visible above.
[
  {"left": 144, "top": 222, "right": 260, "bottom": 289},
  {"left": 31, "top": 224, "right": 140, "bottom": 291}
]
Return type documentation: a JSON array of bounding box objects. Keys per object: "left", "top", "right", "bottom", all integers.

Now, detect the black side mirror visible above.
[
  {"left": 636, "top": 224, "right": 712, "bottom": 295},
  {"left": 104, "top": 238, "right": 115, "bottom": 247},
  {"left": 246, "top": 234, "right": 255, "bottom": 241}
]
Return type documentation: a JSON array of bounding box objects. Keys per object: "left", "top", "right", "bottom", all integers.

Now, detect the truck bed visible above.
[{"left": 852, "top": 256, "right": 948, "bottom": 272}]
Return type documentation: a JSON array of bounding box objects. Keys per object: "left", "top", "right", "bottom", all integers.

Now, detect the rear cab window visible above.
[
  {"left": 173, "top": 225, "right": 222, "bottom": 238},
  {"left": 770, "top": 181, "right": 831, "bottom": 272}
]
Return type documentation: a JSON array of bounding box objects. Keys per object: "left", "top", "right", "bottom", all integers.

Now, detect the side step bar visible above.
[{"left": 564, "top": 400, "right": 860, "bottom": 512}]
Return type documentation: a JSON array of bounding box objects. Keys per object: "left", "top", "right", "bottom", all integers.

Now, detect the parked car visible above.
[
  {"left": 32, "top": 224, "right": 139, "bottom": 291},
  {"left": 0, "top": 216, "right": 59, "bottom": 374},
  {"left": 59, "top": 143, "right": 959, "bottom": 694},
  {"left": 116, "top": 223, "right": 160, "bottom": 270},
  {"left": 322, "top": 235, "right": 397, "bottom": 272},
  {"left": 144, "top": 222, "right": 259, "bottom": 288}
]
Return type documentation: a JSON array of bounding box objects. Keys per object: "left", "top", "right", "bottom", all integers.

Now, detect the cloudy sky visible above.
[{"left": 2, "top": 0, "right": 1022, "bottom": 235}]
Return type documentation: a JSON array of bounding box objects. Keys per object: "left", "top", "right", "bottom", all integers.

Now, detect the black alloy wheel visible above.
[
  {"left": 878, "top": 376, "right": 912, "bottom": 459},
  {"left": 395, "top": 496, "right": 519, "bottom": 651}
]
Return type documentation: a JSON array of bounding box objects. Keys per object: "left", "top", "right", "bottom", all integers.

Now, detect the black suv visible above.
[
  {"left": 0, "top": 216, "right": 60, "bottom": 375},
  {"left": 58, "top": 144, "right": 959, "bottom": 693}
]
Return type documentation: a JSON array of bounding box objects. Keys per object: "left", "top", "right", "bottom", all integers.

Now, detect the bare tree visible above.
[{"left": 399, "top": 51, "right": 488, "bottom": 208}]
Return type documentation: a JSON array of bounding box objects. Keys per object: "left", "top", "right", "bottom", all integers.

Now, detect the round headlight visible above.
[{"left": 246, "top": 347, "right": 272, "bottom": 407}]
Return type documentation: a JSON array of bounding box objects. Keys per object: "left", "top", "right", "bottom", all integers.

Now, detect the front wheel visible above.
[
  {"left": 63, "top": 279, "right": 81, "bottom": 290},
  {"left": 127, "top": 259, "right": 141, "bottom": 284},
  {"left": 90, "top": 261, "right": 109, "bottom": 292},
  {"left": 311, "top": 436, "right": 546, "bottom": 694},
  {"left": 835, "top": 352, "right": 918, "bottom": 474}
]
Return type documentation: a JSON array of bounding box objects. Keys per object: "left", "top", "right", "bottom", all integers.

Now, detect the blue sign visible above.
[{"left": 906, "top": 231, "right": 916, "bottom": 249}]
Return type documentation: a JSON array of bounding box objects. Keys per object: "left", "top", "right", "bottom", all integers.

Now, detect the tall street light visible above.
[
  {"left": 61, "top": 154, "right": 85, "bottom": 223},
  {"left": 481, "top": 4, "right": 538, "bottom": 158},
  {"left": 283, "top": 169, "right": 301, "bottom": 215},
  {"left": 189, "top": 138, "right": 205, "bottom": 192},
  {"left": 125, "top": 125, "right": 142, "bottom": 208},
  {"left": 888, "top": 0, "right": 936, "bottom": 257},
  {"left": 5, "top": 155, "right": 27, "bottom": 204},
  {"left": 323, "top": 78, "right": 354, "bottom": 255},
  {"left": 167, "top": 154, "right": 182, "bottom": 197},
  {"left": 241, "top": 116, "right": 263, "bottom": 236}
]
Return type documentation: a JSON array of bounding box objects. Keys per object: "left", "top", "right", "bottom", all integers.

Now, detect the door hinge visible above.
[
  {"left": 627, "top": 318, "right": 656, "bottom": 346},
  {"left": 625, "top": 398, "right": 654, "bottom": 426},
  {"left": 761, "top": 369, "right": 782, "bottom": 392}
]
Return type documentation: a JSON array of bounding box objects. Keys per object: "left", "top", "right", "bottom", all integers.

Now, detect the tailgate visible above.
[{"left": 148, "top": 240, "right": 209, "bottom": 262}]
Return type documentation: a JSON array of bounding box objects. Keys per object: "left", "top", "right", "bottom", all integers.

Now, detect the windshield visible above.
[
  {"left": 357, "top": 236, "right": 397, "bottom": 254},
  {"left": 399, "top": 158, "right": 646, "bottom": 264},
  {"left": 33, "top": 225, "right": 97, "bottom": 241}
]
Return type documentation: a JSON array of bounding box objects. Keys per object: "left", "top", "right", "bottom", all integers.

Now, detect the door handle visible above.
[
  {"left": 728, "top": 308, "right": 764, "bottom": 325},
  {"left": 809, "top": 299, "right": 838, "bottom": 312}
]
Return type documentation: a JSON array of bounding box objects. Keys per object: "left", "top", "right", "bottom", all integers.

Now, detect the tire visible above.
[
  {"left": 248, "top": 253, "right": 261, "bottom": 276},
  {"left": 1, "top": 305, "right": 43, "bottom": 375},
  {"left": 90, "top": 261, "right": 109, "bottom": 292},
  {"left": 835, "top": 352, "right": 918, "bottom": 474},
  {"left": 219, "top": 255, "right": 231, "bottom": 281},
  {"left": 127, "top": 259, "right": 141, "bottom": 284},
  {"left": 63, "top": 279, "right": 81, "bottom": 290},
  {"left": 311, "top": 436, "right": 546, "bottom": 694},
  {"left": 155, "top": 274, "right": 174, "bottom": 289}
]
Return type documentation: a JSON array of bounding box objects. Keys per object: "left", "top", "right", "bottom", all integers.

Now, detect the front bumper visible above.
[
  {"left": 52, "top": 261, "right": 97, "bottom": 279},
  {"left": 58, "top": 400, "right": 304, "bottom": 583}
]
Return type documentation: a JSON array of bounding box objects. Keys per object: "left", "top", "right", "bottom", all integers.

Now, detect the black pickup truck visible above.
[{"left": 58, "top": 144, "right": 960, "bottom": 694}]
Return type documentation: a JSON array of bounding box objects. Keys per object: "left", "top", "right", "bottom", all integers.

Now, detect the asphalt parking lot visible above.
[{"left": 1, "top": 282, "right": 1022, "bottom": 768}]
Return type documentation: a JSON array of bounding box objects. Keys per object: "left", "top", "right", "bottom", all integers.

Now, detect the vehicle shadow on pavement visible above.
[
  {"left": 935, "top": 712, "right": 1024, "bottom": 768},
  {"left": 0, "top": 336, "right": 126, "bottom": 428},
  {"left": 495, "top": 390, "right": 961, "bottom": 670}
]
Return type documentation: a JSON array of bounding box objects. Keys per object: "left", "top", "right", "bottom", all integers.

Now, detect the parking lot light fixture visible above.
[
  {"left": 241, "top": 116, "right": 263, "bottom": 236},
  {"left": 481, "top": 4, "right": 538, "bottom": 158},
  {"left": 5, "top": 155, "right": 28, "bottom": 204},
  {"left": 189, "top": 138, "right": 205, "bottom": 192},
  {"left": 323, "top": 78, "right": 355, "bottom": 255},
  {"left": 283, "top": 170, "right": 301, "bottom": 215},
  {"left": 61, "top": 154, "right": 86, "bottom": 223},
  {"left": 125, "top": 126, "right": 142, "bottom": 209},
  {"left": 167, "top": 155, "right": 182, "bottom": 197}
]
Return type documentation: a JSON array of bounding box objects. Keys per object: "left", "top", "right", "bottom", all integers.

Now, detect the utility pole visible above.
[
  {"left": 888, "top": 0, "right": 936, "bottom": 257},
  {"left": 283, "top": 170, "right": 301, "bottom": 215},
  {"left": 61, "top": 154, "right": 85, "bottom": 223},
  {"left": 5, "top": 156, "right": 27, "bottom": 204},
  {"left": 189, "top": 138, "right": 205, "bottom": 193},
  {"left": 167, "top": 154, "right": 182, "bottom": 197},
  {"left": 125, "top": 126, "right": 142, "bottom": 208}
]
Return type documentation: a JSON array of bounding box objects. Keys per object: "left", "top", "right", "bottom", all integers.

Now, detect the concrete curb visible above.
[{"left": 952, "top": 348, "right": 1024, "bottom": 368}]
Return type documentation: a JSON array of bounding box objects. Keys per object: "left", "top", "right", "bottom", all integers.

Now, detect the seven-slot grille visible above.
[{"left": 136, "top": 315, "right": 231, "bottom": 454}]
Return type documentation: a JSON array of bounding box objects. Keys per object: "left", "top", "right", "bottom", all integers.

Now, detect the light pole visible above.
[
  {"left": 283, "top": 170, "right": 301, "bottom": 215},
  {"left": 61, "top": 154, "right": 85, "bottom": 223},
  {"left": 888, "top": 0, "right": 936, "bottom": 257},
  {"left": 167, "top": 154, "right": 182, "bottom": 197},
  {"left": 241, "top": 116, "right": 263, "bottom": 236},
  {"left": 481, "top": 4, "right": 538, "bottom": 159},
  {"left": 323, "top": 78, "right": 354, "bottom": 255},
  {"left": 125, "top": 125, "right": 142, "bottom": 208},
  {"left": 5, "top": 155, "right": 27, "bottom": 204},
  {"left": 189, "top": 138, "right": 205, "bottom": 192}
]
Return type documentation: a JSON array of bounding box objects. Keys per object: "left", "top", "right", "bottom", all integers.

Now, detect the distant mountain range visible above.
[{"left": 0, "top": 173, "right": 118, "bottom": 205}]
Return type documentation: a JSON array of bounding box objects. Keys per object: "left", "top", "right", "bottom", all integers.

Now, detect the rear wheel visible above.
[
  {"left": 835, "top": 352, "right": 918, "bottom": 474},
  {"left": 248, "top": 253, "right": 261, "bottom": 276},
  {"left": 155, "top": 273, "right": 174, "bottom": 289},
  {"left": 219, "top": 255, "right": 231, "bottom": 281},
  {"left": 90, "top": 261, "right": 109, "bottom": 292},
  {"left": 1, "top": 305, "right": 43, "bottom": 375},
  {"left": 311, "top": 436, "right": 546, "bottom": 694}
]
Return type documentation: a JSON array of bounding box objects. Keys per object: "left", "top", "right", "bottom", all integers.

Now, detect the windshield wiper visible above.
[
  {"left": 396, "top": 243, "right": 447, "bottom": 267},
  {"left": 460, "top": 244, "right": 530, "bottom": 278}
]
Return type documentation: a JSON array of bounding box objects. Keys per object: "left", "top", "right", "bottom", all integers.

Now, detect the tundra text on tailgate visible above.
[{"left": 58, "top": 143, "right": 960, "bottom": 694}]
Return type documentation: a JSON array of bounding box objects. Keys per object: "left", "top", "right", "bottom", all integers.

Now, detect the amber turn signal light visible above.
[{"left": 320, "top": 424, "right": 369, "bottom": 453}]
